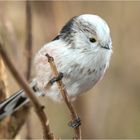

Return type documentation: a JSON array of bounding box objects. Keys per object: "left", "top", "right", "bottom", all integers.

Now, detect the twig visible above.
[
  {"left": 25, "top": 0, "right": 32, "bottom": 138},
  {"left": 46, "top": 54, "right": 82, "bottom": 139},
  {"left": 0, "top": 43, "right": 54, "bottom": 140},
  {"left": 1, "top": 17, "right": 32, "bottom": 139},
  {"left": 25, "top": 0, "right": 32, "bottom": 81},
  {"left": 0, "top": 56, "right": 8, "bottom": 138}
]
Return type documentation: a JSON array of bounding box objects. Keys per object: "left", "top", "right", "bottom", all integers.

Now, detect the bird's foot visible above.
[
  {"left": 49, "top": 72, "right": 63, "bottom": 85},
  {"left": 68, "top": 117, "right": 81, "bottom": 128}
]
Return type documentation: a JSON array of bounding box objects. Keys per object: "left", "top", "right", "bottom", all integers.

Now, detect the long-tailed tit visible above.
[{"left": 0, "top": 14, "right": 112, "bottom": 120}]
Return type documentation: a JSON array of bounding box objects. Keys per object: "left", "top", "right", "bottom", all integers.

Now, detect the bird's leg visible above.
[
  {"left": 68, "top": 116, "right": 81, "bottom": 128},
  {"left": 49, "top": 72, "right": 63, "bottom": 85},
  {"left": 44, "top": 72, "right": 64, "bottom": 91}
]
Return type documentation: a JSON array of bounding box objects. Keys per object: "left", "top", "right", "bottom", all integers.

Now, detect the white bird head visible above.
[{"left": 58, "top": 14, "right": 112, "bottom": 52}]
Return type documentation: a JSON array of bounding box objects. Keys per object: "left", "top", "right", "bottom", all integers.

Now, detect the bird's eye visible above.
[{"left": 89, "top": 38, "right": 96, "bottom": 43}]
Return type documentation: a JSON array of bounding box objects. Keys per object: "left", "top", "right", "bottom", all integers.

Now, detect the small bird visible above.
[{"left": 0, "top": 14, "right": 112, "bottom": 120}]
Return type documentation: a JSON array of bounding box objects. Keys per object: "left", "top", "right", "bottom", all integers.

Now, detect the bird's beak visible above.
[{"left": 101, "top": 44, "right": 110, "bottom": 50}]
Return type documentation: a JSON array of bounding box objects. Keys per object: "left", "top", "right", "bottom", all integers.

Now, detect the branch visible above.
[
  {"left": 0, "top": 56, "right": 8, "bottom": 139},
  {"left": 25, "top": 0, "right": 32, "bottom": 81},
  {"left": 1, "top": 18, "right": 32, "bottom": 139},
  {"left": 46, "top": 54, "right": 82, "bottom": 139},
  {"left": 0, "top": 43, "right": 54, "bottom": 140},
  {"left": 25, "top": 0, "right": 33, "bottom": 138}
]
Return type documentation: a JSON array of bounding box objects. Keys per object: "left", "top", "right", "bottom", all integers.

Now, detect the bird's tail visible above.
[{"left": 0, "top": 80, "right": 43, "bottom": 120}]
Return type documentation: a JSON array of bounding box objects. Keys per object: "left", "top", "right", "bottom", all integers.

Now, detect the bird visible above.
[{"left": 0, "top": 14, "right": 112, "bottom": 120}]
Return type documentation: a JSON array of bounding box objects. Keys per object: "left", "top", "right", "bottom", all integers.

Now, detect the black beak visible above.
[{"left": 101, "top": 44, "right": 110, "bottom": 50}]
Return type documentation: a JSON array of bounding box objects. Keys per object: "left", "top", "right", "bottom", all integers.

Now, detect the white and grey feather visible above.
[{"left": 34, "top": 14, "right": 112, "bottom": 101}]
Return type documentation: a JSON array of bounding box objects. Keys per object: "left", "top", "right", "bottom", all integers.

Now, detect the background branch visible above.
[
  {"left": 0, "top": 43, "right": 54, "bottom": 140},
  {"left": 0, "top": 56, "right": 9, "bottom": 139},
  {"left": 25, "top": 0, "right": 32, "bottom": 81},
  {"left": 0, "top": 16, "right": 31, "bottom": 139},
  {"left": 1, "top": 1, "right": 33, "bottom": 137},
  {"left": 25, "top": 0, "right": 32, "bottom": 138}
]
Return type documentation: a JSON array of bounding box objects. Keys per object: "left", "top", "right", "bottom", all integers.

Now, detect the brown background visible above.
[{"left": 0, "top": 1, "right": 140, "bottom": 139}]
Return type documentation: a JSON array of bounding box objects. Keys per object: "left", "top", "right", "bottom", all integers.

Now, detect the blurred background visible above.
[{"left": 0, "top": 1, "right": 140, "bottom": 139}]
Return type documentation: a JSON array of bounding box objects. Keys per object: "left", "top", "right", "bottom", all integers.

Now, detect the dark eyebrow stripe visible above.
[
  {"left": 83, "top": 27, "right": 97, "bottom": 36},
  {"left": 74, "top": 18, "right": 97, "bottom": 36}
]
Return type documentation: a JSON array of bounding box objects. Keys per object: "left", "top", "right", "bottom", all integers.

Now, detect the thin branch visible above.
[
  {"left": 46, "top": 54, "right": 82, "bottom": 139},
  {"left": 25, "top": 0, "right": 33, "bottom": 138},
  {"left": 0, "top": 56, "right": 8, "bottom": 138},
  {"left": 0, "top": 43, "right": 54, "bottom": 140},
  {"left": 25, "top": 0, "right": 32, "bottom": 81},
  {"left": 1, "top": 17, "right": 32, "bottom": 139}
]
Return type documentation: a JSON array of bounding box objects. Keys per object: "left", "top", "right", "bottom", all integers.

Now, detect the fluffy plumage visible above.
[
  {"left": 34, "top": 14, "right": 112, "bottom": 101},
  {"left": 0, "top": 14, "right": 112, "bottom": 120}
]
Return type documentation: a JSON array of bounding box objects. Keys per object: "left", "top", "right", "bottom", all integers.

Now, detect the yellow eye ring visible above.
[{"left": 89, "top": 38, "right": 96, "bottom": 43}]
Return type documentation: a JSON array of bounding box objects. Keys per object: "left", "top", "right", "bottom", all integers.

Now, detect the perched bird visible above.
[{"left": 0, "top": 14, "right": 112, "bottom": 120}]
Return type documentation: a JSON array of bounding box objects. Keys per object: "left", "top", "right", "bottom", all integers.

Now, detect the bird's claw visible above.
[
  {"left": 68, "top": 117, "right": 81, "bottom": 128},
  {"left": 49, "top": 72, "right": 63, "bottom": 85}
]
